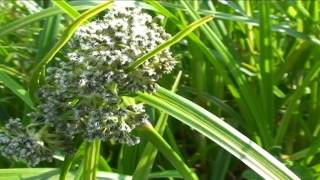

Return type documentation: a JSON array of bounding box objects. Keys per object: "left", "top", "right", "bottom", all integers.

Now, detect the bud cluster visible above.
[
  {"left": 0, "top": 7, "right": 176, "bottom": 166},
  {"left": 0, "top": 118, "right": 52, "bottom": 166}
]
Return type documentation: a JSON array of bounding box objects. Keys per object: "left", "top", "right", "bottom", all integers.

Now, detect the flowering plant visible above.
[{"left": 0, "top": 7, "right": 175, "bottom": 166}]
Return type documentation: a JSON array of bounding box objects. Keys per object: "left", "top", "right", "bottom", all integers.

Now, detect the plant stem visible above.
[
  {"left": 82, "top": 140, "right": 101, "bottom": 180},
  {"left": 137, "top": 124, "right": 198, "bottom": 180},
  {"left": 59, "top": 155, "right": 73, "bottom": 180}
]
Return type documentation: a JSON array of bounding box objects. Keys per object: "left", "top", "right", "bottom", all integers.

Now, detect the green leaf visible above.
[
  {"left": 126, "top": 15, "right": 213, "bottom": 71},
  {"left": 52, "top": 0, "right": 81, "bottom": 20},
  {"left": 29, "top": 0, "right": 114, "bottom": 94},
  {"left": 275, "top": 60, "right": 320, "bottom": 145},
  {"left": 148, "top": 170, "right": 182, "bottom": 178},
  {"left": 257, "top": 0, "right": 274, "bottom": 145},
  {"left": 1, "top": 1, "right": 318, "bottom": 45},
  {"left": 133, "top": 71, "right": 182, "bottom": 180},
  {"left": 0, "top": 168, "right": 62, "bottom": 180},
  {"left": 0, "top": 72, "right": 34, "bottom": 109},
  {"left": 137, "top": 87, "right": 300, "bottom": 180},
  {"left": 0, "top": 64, "right": 25, "bottom": 78},
  {"left": 0, "top": 168, "right": 129, "bottom": 180},
  {"left": 137, "top": 124, "right": 198, "bottom": 180},
  {"left": 0, "top": 1, "right": 143, "bottom": 37},
  {"left": 0, "top": 168, "right": 181, "bottom": 180}
]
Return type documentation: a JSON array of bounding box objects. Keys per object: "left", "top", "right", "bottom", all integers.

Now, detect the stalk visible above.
[
  {"left": 137, "top": 124, "right": 198, "bottom": 180},
  {"left": 82, "top": 140, "right": 101, "bottom": 180}
]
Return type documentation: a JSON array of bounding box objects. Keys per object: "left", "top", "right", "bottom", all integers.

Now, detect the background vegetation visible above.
[{"left": 0, "top": 0, "right": 319, "bottom": 179}]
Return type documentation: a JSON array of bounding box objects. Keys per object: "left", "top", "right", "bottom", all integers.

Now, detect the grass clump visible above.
[{"left": 1, "top": 0, "right": 319, "bottom": 179}]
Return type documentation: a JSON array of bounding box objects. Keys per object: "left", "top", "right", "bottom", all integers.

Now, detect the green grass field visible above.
[{"left": 0, "top": 0, "right": 319, "bottom": 179}]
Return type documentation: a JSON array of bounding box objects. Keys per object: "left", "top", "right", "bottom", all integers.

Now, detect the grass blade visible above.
[
  {"left": 275, "top": 60, "right": 320, "bottom": 145},
  {"left": 29, "top": 0, "right": 114, "bottom": 94},
  {"left": 0, "top": 64, "right": 25, "bottom": 78},
  {"left": 137, "top": 87, "right": 300, "bottom": 180},
  {"left": 52, "top": 0, "right": 80, "bottom": 20},
  {"left": 0, "top": 71, "right": 34, "bottom": 109},
  {"left": 0, "top": 168, "right": 182, "bottom": 180},
  {"left": 127, "top": 15, "right": 213, "bottom": 71},
  {"left": 0, "top": 1, "right": 145, "bottom": 37},
  {"left": 2, "top": 1, "right": 317, "bottom": 46},
  {"left": 137, "top": 124, "right": 198, "bottom": 180},
  {"left": 35, "top": 8, "right": 61, "bottom": 62},
  {"left": 59, "top": 155, "right": 74, "bottom": 180},
  {"left": 133, "top": 71, "right": 182, "bottom": 180},
  {"left": 257, "top": 0, "right": 274, "bottom": 141}
]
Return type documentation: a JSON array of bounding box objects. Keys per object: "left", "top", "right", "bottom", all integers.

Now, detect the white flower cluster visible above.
[
  {"left": 0, "top": 7, "right": 176, "bottom": 166},
  {"left": 0, "top": 118, "right": 52, "bottom": 166},
  {"left": 68, "top": 7, "right": 176, "bottom": 94}
]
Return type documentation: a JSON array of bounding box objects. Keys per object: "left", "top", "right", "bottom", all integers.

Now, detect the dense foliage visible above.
[{"left": 0, "top": 0, "right": 319, "bottom": 179}]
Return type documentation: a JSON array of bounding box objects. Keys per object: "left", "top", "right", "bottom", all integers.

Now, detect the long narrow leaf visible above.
[
  {"left": 29, "top": 0, "right": 114, "bottom": 93},
  {"left": 0, "top": 72, "right": 34, "bottom": 108},
  {"left": 133, "top": 71, "right": 182, "bottom": 180},
  {"left": 257, "top": 0, "right": 274, "bottom": 144},
  {"left": 0, "top": 168, "right": 181, "bottom": 180},
  {"left": 52, "top": 0, "right": 80, "bottom": 20},
  {"left": 137, "top": 87, "right": 300, "bottom": 180},
  {"left": 127, "top": 15, "right": 213, "bottom": 71},
  {"left": 137, "top": 124, "right": 198, "bottom": 180},
  {"left": 1, "top": 1, "right": 318, "bottom": 45}
]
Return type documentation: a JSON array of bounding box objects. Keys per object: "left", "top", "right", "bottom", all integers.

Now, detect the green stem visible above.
[
  {"left": 59, "top": 155, "right": 74, "bottom": 180},
  {"left": 99, "top": 155, "right": 112, "bottom": 171},
  {"left": 137, "top": 124, "right": 198, "bottom": 180},
  {"left": 83, "top": 140, "right": 101, "bottom": 180}
]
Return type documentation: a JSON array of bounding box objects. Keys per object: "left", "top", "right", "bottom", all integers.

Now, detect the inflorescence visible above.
[{"left": 0, "top": 7, "right": 176, "bottom": 166}]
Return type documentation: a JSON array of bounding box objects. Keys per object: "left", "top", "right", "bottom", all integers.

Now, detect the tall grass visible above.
[{"left": 0, "top": 0, "right": 319, "bottom": 179}]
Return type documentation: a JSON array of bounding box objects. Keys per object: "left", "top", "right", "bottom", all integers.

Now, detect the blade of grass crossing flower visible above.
[
  {"left": 145, "top": 0, "right": 180, "bottom": 24},
  {"left": 137, "top": 124, "right": 198, "bottom": 180},
  {"left": 133, "top": 71, "right": 182, "bottom": 180},
  {"left": 52, "top": 0, "right": 81, "bottom": 20},
  {"left": 29, "top": 0, "right": 114, "bottom": 94},
  {"left": 146, "top": 1, "right": 241, "bottom": 99},
  {"left": 126, "top": 15, "right": 214, "bottom": 71},
  {"left": 0, "top": 72, "right": 34, "bottom": 109},
  {"left": 137, "top": 87, "right": 300, "bottom": 180}
]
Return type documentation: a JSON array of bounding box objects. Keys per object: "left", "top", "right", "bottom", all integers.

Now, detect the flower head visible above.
[
  {"left": 1, "top": 6, "right": 176, "bottom": 166},
  {"left": 0, "top": 118, "right": 52, "bottom": 166}
]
